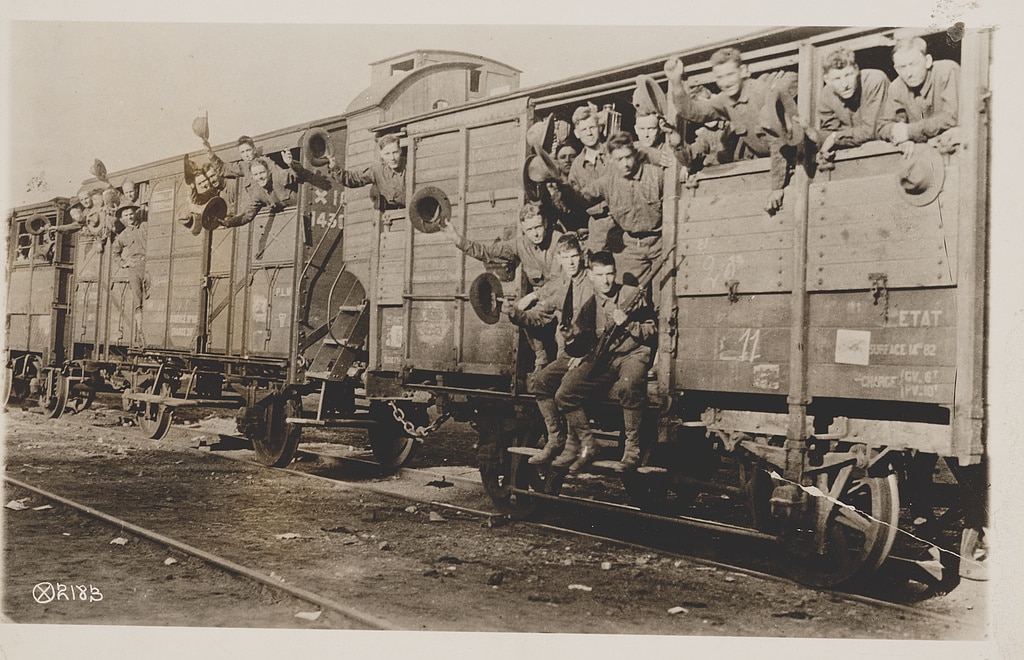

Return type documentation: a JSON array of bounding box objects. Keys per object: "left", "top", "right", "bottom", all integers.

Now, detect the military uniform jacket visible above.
[
  {"left": 879, "top": 60, "right": 961, "bottom": 143},
  {"left": 330, "top": 160, "right": 406, "bottom": 209},
  {"left": 567, "top": 147, "right": 609, "bottom": 206},
  {"left": 509, "top": 270, "right": 594, "bottom": 334},
  {"left": 591, "top": 163, "right": 664, "bottom": 235},
  {"left": 818, "top": 69, "right": 890, "bottom": 148},
  {"left": 671, "top": 73, "right": 798, "bottom": 190},
  {"left": 578, "top": 283, "right": 657, "bottom": 358},
  {"left": 112, "top": 223, "right": 146, "bottom": 269},
  {"left": 456, "top": 230, "right": 563, "bottom": 288}
]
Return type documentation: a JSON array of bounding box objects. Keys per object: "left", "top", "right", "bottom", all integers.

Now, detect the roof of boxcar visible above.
[
  {"left": 368, "top": 49, "right": 522, "bottom": 73},
  {"left": 345, "top": 59, "right": 489, "bottom": 115},
  {"left": 370, "top": 25, "right": 865, "bottom": 132}
]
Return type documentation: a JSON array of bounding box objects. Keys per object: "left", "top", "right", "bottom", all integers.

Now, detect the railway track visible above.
[{"left": 4, "top": 406, "right": 980, "bottom": 632}]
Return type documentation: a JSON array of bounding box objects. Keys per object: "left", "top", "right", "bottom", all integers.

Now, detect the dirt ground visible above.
[{"left": 1, "top": 405, "right": 989, "bottom": 642}]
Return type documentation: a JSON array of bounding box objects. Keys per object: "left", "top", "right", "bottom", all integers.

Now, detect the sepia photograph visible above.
[{"left": 2, "top": 1, "right": 1021, "bottom": 658}]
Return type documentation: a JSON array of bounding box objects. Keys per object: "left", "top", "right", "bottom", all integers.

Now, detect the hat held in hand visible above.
[{"left": 896, "top": 145, "right": 945, "bottom": 207}]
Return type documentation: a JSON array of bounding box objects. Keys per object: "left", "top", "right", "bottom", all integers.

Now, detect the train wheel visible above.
[
  {"left": 39, "top": 374, "right": 69, "bottom": 419},
  {"left": 368, "top": 402, "right": 426, "bottom": 469},
  {"left": 138, "top": 402, "right": 173, "bottom": 440},
  {"left": 789, "top": 471, "right": 900, "bottom": 587},
  {"left": 66, "top": 385, "right": 96, "bottom": 414},
  {"left": 253, "top": 396, "right": 302, "bottom": 468},
  {"left": 480, "top": 453, "right": 562, "bottom": 520}
]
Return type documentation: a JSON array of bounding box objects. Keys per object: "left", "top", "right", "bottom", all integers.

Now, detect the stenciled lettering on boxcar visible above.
[
  {"left": 308, "top": 187, "right": 345, "bottom": 230},
  {"left": 717, "top": 327, "right": 762, "bottom": 362}
]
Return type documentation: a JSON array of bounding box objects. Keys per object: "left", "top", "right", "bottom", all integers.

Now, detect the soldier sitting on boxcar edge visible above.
[
  {"left": 878, "top": 37, "right": 961, "bottom": 156},
  {"left": 664, "top": 48, "right": 798, "bottom": 214},
  {"left": 507, "top": 234, "right": 595, "bottom": 465},
  {"left": 567, "top": 104, "right": 614, "bottom": 254},
  {"left": 326, "top": 133, "right": 406, "bottom": 210},
  {"left": 585, "top": 132, "right": 663, "bottom": 287},
  {"left": 813, "top": 47, "right": 890, "bottom": 159},
  {"left": 552, "top": 251, "right": 657, "bottom": 472},
  {"left": 111, "top": 203, "right": 148, "bottom": 344}
]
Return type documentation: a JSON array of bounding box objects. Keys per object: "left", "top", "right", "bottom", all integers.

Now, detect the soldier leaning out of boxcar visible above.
[
  {"left": 685, "top": 86, "right": 737, "bottom": 174},
  {"left": 446, "top": 201, "right": 564, "bottom": 370},
  {"left": 878, "top": 37, "right": 961, "bottom": 156},
  {"left": 633, "top": 111, "right": 686, "bottom": 171},
  {"left": 551, "top": 251, "right": 657, "bottom": 473},
  {"left": 326, "top": 133, "right": 406, "bottom": 210},
  {"left": 582, "top": 132, "right": 664, "bottom": 287},
  {"left": 216, "top": 153, "right": 309, "bottom": 228},
  {"left": 665, "top": 47, "right": 798, "bottom": 215},
  {"left": 212, "top": 135, "right": 259, "bottom": 196},
  {"left": 813, "top": 47, "right": 890, "bottom": 160}
]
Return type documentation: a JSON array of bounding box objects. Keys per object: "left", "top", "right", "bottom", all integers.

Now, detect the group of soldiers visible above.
[{"left": 444, "top": 36, "right": 963, "bottom": 472}]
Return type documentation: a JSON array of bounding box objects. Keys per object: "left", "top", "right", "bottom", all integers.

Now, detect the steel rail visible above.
[{"left": 2, "top": 475, "right": 398, "bottom": 631}]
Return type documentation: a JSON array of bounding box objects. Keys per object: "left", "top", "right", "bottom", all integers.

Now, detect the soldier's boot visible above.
[
  {"left": 529, "top": 399, "right": 565, "bottom": 465},
  {"left": 551, "top": 417, "right": 582, "bottom": 468},
  {"left": 565, "top": 409, "right": 597, "bottom": 474},
  {"left": 613, "top": 408, "right": 643, "bottom": 472}
]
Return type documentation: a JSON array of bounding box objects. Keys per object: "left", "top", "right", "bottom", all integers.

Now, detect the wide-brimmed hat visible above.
[
  {"left": 469, "top": 272, "right": 505, "bottom": 325},
  {"left": 192, "top": 112, "right": 210, "bottom": 141},
  {"left": 526, "top": 115, "right": 554, "bottom": 153},
  {"left": 523, "top": 145, "right": 562, "bottom": 184},
  {"left": 300, "top": 128, "right": 333, "bottom": 168},
  {"left": 115, "top": 203, "right": 140, "bottom": 219},
  {"left": 632, "top": 74, "right": 667, "bottom": 117},
  {"left": 408, "top": 186, "right": 451, "bottom": 233},
  {"left": 759, "top": 85, "right": 804, "bottom": 147},
  {"left": 896, "top": 144, "right": 945, "bottom": 207},
  {"left": 90, "top": 158, "right": 108, "bottom": 182}
]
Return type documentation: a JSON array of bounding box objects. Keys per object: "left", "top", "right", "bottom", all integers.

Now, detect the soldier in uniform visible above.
[
  {"left": 445, "top": 201, "right": 563, "bottom": 290},
  {"left": 552, "top": 251, "right": 657, "bottom": 472},
  {"left": 586, "top": 132, "right": 663, "bottom": 287},
  {"left": 567, "top": 105, "right": 613, "bottom": 253},
  {"left": 214, "top": 135, "right": 259, "bottom": 194},
  {"left": 507, "top": 234, "right": 595, "bottom": 465},
  {"left": 815, "top": 47, "right": 890, "bottom": 158},
  {"left": 665, "top": 48, "right": 798, "bottom": 214},
  {"left": 327, "top": 133, "right": 405, "bottom": 210},
  {"left": 217, "top": 154, "right": 306, "bottom": 228},
  {"left": 111, "top": 204, "right": 147, "bottom": 344},
  {"left": 878, "top": 37, "right": 961, "bottom": 155},
  {"left": 446, "top": 202, "right": 564, "bottom": 370}
]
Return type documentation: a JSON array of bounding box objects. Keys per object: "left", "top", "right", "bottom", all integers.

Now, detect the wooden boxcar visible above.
[
  {"left": 4, "top": 198, "right": 77, "bottom": 411},
  {"left": 357, "top": 26, "right": 990, "bottom": 585}
]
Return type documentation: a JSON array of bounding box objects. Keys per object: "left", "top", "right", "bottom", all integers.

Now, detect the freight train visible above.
[{"left": 4, "top": 26, "right": 990, "bottom": 586}]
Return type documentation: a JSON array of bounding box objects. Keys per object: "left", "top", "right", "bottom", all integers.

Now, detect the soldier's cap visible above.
[
  {"left": 115, "top": 203, "right": 140, "bottom": 219},
  {"left": 632, "top": 75, "right": 667, "bottom": 117},
  {"left": 68, "top": 196, "right": 84, "bottom": 210},
  {"left": 897, "top": 144, "right": 945, "bottom": 207}
]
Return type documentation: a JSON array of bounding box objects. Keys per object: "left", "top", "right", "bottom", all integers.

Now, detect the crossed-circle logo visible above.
[
  {"left": 32, "top": 582, "right": 103, "bottom": 603},
  {"left": 32, "top": 582, "right": 55, "bottom": 604}
]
